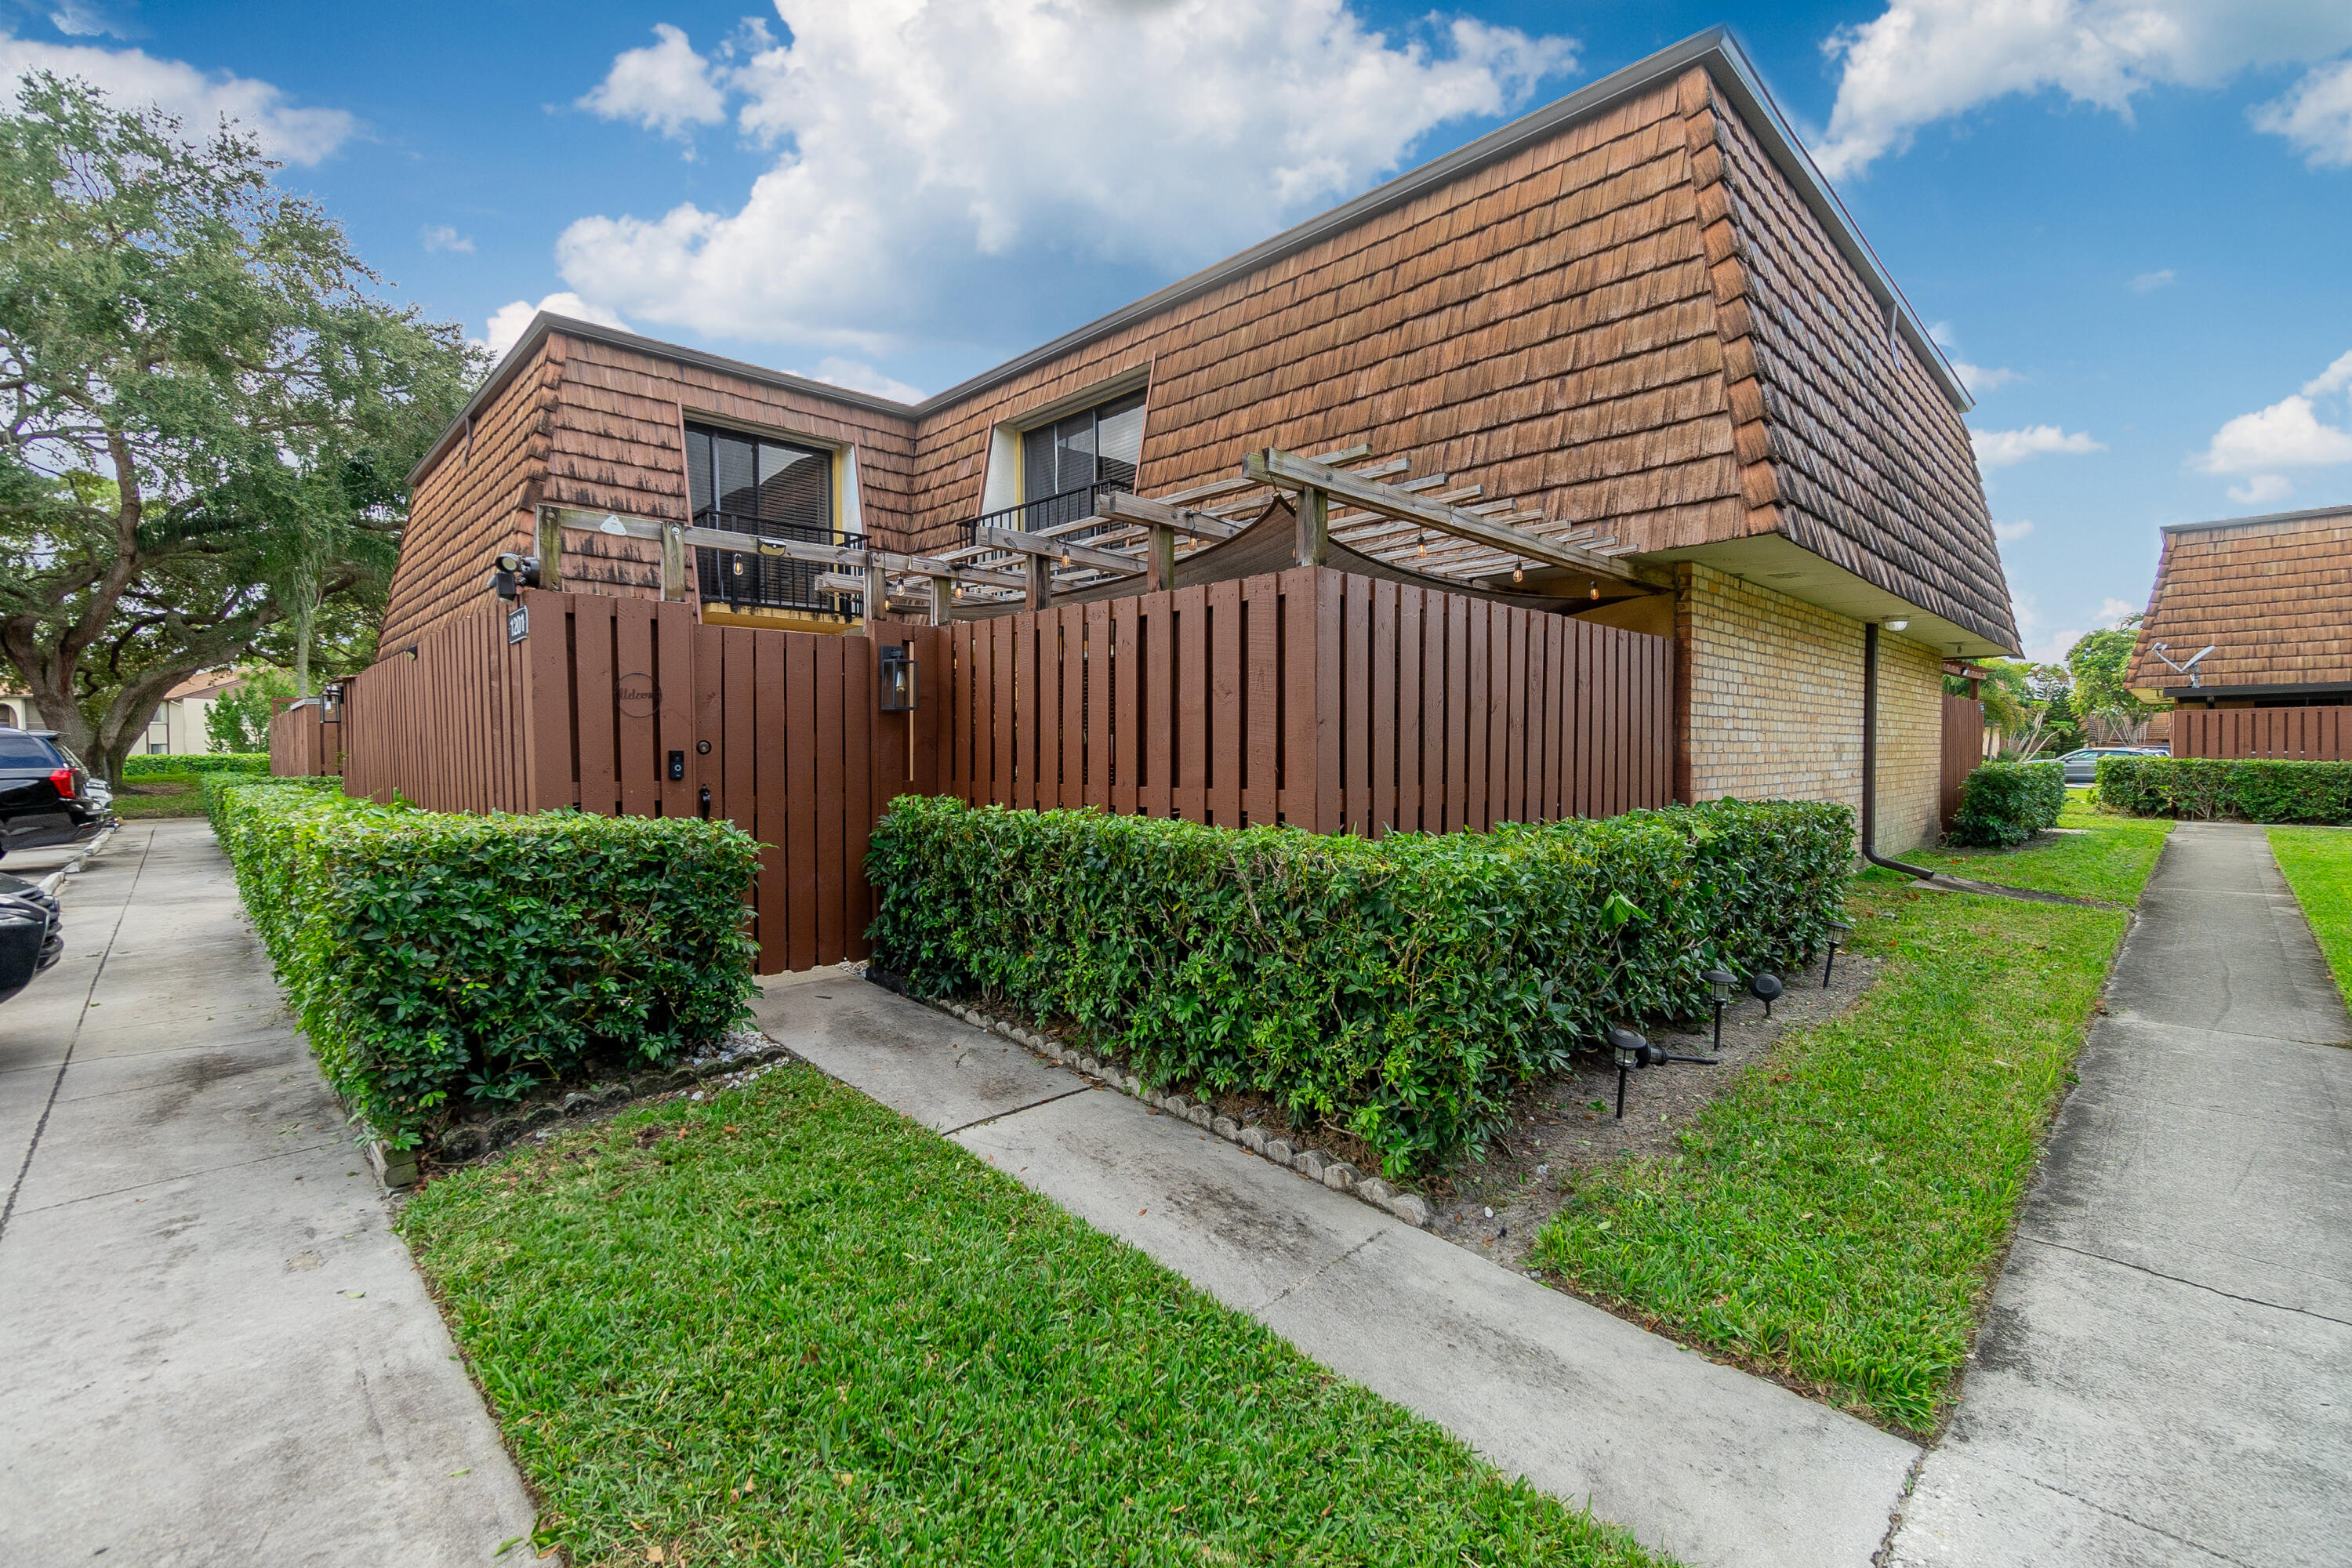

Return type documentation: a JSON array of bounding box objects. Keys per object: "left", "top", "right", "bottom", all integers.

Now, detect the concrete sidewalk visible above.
[
  {"left": 0, "top": 819, "right": 539, "bottom": 1566},
  {"left": 1891, "top": 823, "right": 2352, "bottom": 1567},
  {"left": 751, "top": 971, "right": 1918, "bottom": 1568}
]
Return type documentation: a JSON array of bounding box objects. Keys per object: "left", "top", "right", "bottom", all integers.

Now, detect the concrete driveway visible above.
[{"left": 0, "top": 819, "right": 539, "bottom": 1566}]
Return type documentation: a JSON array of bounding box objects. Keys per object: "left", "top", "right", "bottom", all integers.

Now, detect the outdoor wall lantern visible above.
[
  {"left": 1704, "top": 967, "right": 1737, "bottom": 1051},
  {"left": 1748, "top": 970, "right": 1784, "bottom": 1018},
  {"left": 879, "top": 641, "right": 917, "bottom": 712},
  {"left": 1606, "top": 1025, "right": 1720, "bottom": 1120},
  {"left": 1822, "top": 919, "right": 1853, "bottom": 985}
]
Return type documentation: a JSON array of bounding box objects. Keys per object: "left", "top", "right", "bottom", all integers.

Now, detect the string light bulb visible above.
[
  {"left": 1060, "top": 550, "right": 1071, "bottom": 568},
  {"left": 1417, "top": 532, "right": 1428, "bottom": 557},
  {"left": 1589, "top": 579, "right": 1599, "bottom": 601},
  {"left": 1512, "top": 562, "right": 1525, "bottom": 583}
]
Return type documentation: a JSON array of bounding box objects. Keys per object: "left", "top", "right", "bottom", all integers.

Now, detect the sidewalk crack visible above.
[
  {"left": 939, "top": 1085, "right": 1093, "bottom": 1137},
  {"left": 2024, "top": 1236, "right": 2352, "bottom": 1329},
  {"left": 1253, "top": 1230, "right": 1382, "bottom": 1316}
]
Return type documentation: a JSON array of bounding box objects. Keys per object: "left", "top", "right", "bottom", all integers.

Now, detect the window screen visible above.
[
  {"left": 1021, "top": 388, "right": 1147, "bottom": 503},
  {"left": 684, "top": 423, "right": 834, "bottom": 537}
]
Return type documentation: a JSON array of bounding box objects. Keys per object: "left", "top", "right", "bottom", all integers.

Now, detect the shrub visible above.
[
  {"left": 122, "top": 752, "right": 267, "bottom": 778},
  {"left": 1948, "top": 760, "right": 2066, "bottom": 848},
  {"left": 2096, "top": 755, "right": 2352, "bottom": 824},
  {"left": 206, "top": 777, "right": 759, "bottom": 1149},
  {"left": 866, "top": 797, "right": 1853, "bottom": 1176}
]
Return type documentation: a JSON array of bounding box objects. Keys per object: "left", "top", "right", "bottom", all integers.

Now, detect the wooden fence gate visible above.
[
  {"left": 1940, "top": 693, "right": 1984, "bottom": 827},
  {"left": 339, "top": 590, "right": 931, "bottom": 975},
  {"left": 332, "top": 568, "right": 1675, "bottom": 972},
  {"left": 267, "top": 699, "right": 340, "bottom": 778}
]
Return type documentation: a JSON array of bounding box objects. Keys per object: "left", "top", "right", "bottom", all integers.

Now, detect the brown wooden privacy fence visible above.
[
  {"left": 267, "top": 699, "right": 339, "bottom": 778},
  {"left": 2173, "top": 706, "right": 2348, "bottom": 760},
  {"left": 939, "top": 566, "right": 1674, "bottom": 834},
  {"left": 1940, "top": 694, "right": 1984, "bottom": 826},
  {"left": 341, "top": 590, "right": 934, "bottom": 974}
]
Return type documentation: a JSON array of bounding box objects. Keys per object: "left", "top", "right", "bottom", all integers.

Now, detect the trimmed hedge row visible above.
[
  {"left": 125, "top": 752, "right": 267, "bottom": 777},
  {"left": 1949, "top": 759, "right": 2067, "bottom": 848},
  {"left": 205, "top": 777, "right": 759, "bottom": 1149},
  {"left": 2096, "top": 755, "right": 2352, "bottom": 824},
  {"left": 867, "top": 796, "right": 1854, "bottom": 1176}
]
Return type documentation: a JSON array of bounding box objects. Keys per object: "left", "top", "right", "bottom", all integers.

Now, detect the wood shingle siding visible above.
[
  {"left": 384, "top": 31, "right": 2010, "bottom": 671},
  {"left": 2127, "top": 506, "right": 2352, "bottom": 695}
]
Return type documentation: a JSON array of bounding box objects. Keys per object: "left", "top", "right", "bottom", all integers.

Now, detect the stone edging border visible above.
[{"left": 866, "top": 969, "right": 1435, "bottom": 1229}]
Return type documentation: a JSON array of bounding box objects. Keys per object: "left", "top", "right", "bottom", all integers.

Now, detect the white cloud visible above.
[
  {"left": 807, "top": 356, "right": 923, "bottom": 403},
  {"left": 420, "top": 224, "right": 474, "bottom": 254},
  {"left": 2195, "top": 394, "right": 2352, "bottom": 473},
  {"left": 1994, "top": 518, "right": 2034, "bottom": 543},
  {"left": 1813, "top": 1, "right": 2352, "bottom": 179},
  {"left": 554, "top": 1, "right": 1576, "bottom": 350},
  {"left": 2252, "top": 53, "right": 2352, "bottom": 167},
  {"left": 2014, "top": 592, "right": 2137, "bottom": 662},
  {"left": 2129, "top": 267, "right": 2176, "bottom": 292},
  {"left": 1929, "top": 320, "right": 2019, "bottom": 395},
  {"left": 0, "top": 34, "right": 356, "bottom": 163},
  {"left": 577, "top": 22, "right": 727, "bottom": 140},
  {"left": 47, "top": 2, "right": 125, "bottom": 38},
  {"left": 2303, "top": 347, "right": 2352, "bottom": 397},
  {"left": 1972, "top": 424, "right": 2105, "bottom": 467},
  {"left": 482, "top": 292, "right": 630, "bottom": 360},
  {"left": 2227, "top": 474, "right": 2294, "bottom": 505}
]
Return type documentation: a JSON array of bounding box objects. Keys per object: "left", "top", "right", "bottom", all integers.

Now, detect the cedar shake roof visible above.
[
  {"left": 384, "top": 26, "right": 2013, "bottom": 655},
  {"left": 2127, "top": 503, "right": 2352, "bottom": 695}
]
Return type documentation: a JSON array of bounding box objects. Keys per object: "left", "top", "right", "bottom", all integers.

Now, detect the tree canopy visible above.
[{"left": 0, "top": 73, "right": 481, "bottom": 779}]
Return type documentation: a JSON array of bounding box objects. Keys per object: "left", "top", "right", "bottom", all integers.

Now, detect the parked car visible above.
[
  {"left": 2054, "top": 745, "right": 2165, "bottom": 786},
  {"left": 0, "top": 867, "right": 64, "bottom": 1004},
  {"left": 0, "top": 730, "right": 112, "bottom": 859}
]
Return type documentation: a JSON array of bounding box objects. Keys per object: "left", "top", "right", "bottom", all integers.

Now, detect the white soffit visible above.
[{"left": 1637, "top": 533, "right": 2018, "bottom": 659}]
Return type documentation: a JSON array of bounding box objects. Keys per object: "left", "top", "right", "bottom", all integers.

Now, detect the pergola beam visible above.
[{"left": 1243, "top": 448, "right": 1638, "bottom": 581}]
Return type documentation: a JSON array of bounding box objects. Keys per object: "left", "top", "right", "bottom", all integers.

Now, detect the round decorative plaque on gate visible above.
[{"left": 616, "top": 673, "right": 660, "bottom": 720}]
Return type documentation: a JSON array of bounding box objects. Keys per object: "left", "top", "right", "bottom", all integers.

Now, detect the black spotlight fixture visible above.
[
  {"left": 1748, "top": 970, "right": 1784, "bottom": 1019},
  {"left": 1704, "top": 967, "right": 1737, "bottom": 1051},
  {"left": 1822, "top": 919, "right": 1853, "bottom": 985},
  {"left": 489, "top": 552, "right": 542, "bottom": 601},
  {"left": 1605, "top": 1025, "right": 1719, "bottom": 1120}
]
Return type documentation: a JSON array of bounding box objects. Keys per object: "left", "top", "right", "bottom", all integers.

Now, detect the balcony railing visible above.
[
  {"left": 694, "top": 510, "right": 868, "bottom": 620},
  {"left": 967, "top": 482, "right": 1123, "bottom": 550}
]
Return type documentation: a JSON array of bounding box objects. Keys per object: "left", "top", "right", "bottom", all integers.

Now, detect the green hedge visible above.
[
  {"left": 123, "top": 752, "right": 268, "bottom": 777},
  {"left": 206, "top": 778, "right": 760, "bottom": 1149},
  {"left": 866, "top": 797, "right": 1853, "bottom": 1176},
  {"left": 1948, "top": 760, "right": 2067, "bottom": 848},
  {"left": 2096, "top": 755, "right": 2352, "bottom": 824}
]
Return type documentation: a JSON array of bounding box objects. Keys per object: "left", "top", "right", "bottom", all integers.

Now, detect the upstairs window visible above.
[
  {"left": 685, "top": 423, "right": 834, "bottom": 539},
  {"left": 1022, "top": 389, "right": 1145, "bottom": 505}
]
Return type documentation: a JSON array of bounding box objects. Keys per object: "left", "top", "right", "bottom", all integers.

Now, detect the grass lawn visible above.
[
  {"left": 403, "top": 1064, "right": 1669, "bottom": 1567},
  {"left": 1529, "top": 814, "right": 2148, "bottom": 1436},
  {"left": 2270, "top": 826, "right": 2352, "bottom": 1006},
  {"left": 1907, "top": 795, "right": 2173, "bottom": 904},
  {"left": 106, "top": 775, "right": 210, "bottom": 818}
]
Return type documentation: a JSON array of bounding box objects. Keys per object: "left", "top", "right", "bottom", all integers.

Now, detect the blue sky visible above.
[{"left": 7, "top": 0, "right": 2350, "bottom": 659}]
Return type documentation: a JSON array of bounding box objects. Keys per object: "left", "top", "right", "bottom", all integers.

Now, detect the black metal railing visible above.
[
  {"left": 967, "top": 481, "right": 1124, "bottom": 551},
  {"left": 694, "top": 510, "right": 868, "bottom": 619}
]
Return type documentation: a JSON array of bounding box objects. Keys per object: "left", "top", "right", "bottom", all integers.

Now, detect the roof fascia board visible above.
[
  {"left": 407, "top": 314, "right": 916, "bottom": 485},
  {"left": 2160, "top": 503, "right": 2352, "bottom": 534},
  {"left": 410, "top": 27, "right": 1968, "bottom": 485}
]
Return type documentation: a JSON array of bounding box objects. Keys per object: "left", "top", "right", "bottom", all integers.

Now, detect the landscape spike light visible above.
[
  {"left": 1822, "top": 919, "right": 1852, "bottom": 985},
  {"left": 1748, "top": 970, "right": 1784, "bottom": 1019},
  {"left": 1604, "top": 1023, "right": 1719, "bottom": 1120},
  {"left": 1704, "top": 967, "right": 1737, "bottom": 1051}
]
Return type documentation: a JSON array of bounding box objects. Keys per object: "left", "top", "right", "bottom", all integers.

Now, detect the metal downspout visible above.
[{"left": 1861, "top": 620, "right": 1935, "bottom": 878}]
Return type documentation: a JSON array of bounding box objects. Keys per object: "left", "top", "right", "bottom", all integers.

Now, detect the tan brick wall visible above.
[{"left": 1676, "top": 562, "right": 1942, "bottom": 853}]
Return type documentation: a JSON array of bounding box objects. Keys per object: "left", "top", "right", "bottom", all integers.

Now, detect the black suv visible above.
[
  {"left": 0, "top": 730, "right": 111, "bottom": 860},
  {"left": 0, "top": 868, "right": 64, "bottom": 1004}
]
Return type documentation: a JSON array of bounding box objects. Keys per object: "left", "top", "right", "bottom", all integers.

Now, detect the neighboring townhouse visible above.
[
  {"left": 2125, "top": 502, "right": 2352, "bottom": 758},
  {"left": 378, "top": 27, "right": 2016, "bottom": 853}
]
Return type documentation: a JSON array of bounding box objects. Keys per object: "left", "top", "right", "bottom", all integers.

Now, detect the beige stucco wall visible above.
[{"left": 1677, "top": 562, "right": 1942, "bottom": 854}]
